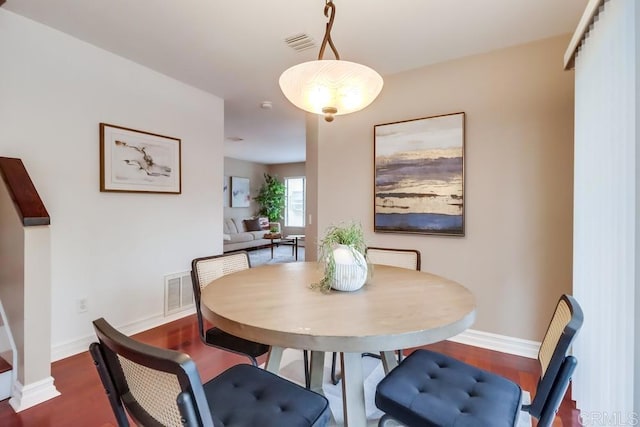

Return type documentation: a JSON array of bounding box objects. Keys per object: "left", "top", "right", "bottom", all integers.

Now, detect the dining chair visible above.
[
  {"left": 330, "top": 247, "right": 422, "bottom": 385},
  {"left": 366, "top": 246, "right": 421, "bottom": 271},
  {"left": 375, "top": 294, "right": 583, "bottom": 427},
  {"left": 191, "top": 252, "right": 269, "bottom": 366},
  {"left": 89, "top": 317, "right": 330, "bottom": 427},
  {"left": 192, "top": 252, "right": 310, "bottom": 387}
]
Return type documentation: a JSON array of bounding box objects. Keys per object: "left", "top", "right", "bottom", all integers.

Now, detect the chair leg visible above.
[
  {"left": 536, "top": 356, "right": 578, "bottom": 427},
  {"left": 364, "top": 350, "right": 403, "bottom": 363},
  {"left": 247, "top": 355, "right": 258, "bottom": 366},
  {"left": 362, "top": 352, "right": 382, "bottom": 360},
  {"left": 303, "top": 350, "right": 310, "bottom": 388},
  {"left": 378, "top": 414, "right": 395, "bottom": 426},
  {"left": 90, "top": 343, "right": 129, "bottom": 426},
  {"left": 331, "top": 352, "right": 341, "bottom": 385}
]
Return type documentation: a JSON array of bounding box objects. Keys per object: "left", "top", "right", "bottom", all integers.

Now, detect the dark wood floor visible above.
[{"left": 0, "top": 315, "right": 579, "bottom": 426}]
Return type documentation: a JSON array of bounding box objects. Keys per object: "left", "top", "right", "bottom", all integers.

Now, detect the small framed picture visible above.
[
  {"left": 100, "top": 123, "right": 181, "bottom": 194},
  {"left": 231, "top": 176, "right": 250, "bottom": 207}
]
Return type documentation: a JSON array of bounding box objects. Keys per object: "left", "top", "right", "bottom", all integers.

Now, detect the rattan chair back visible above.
[
  {"left": 90, "top": 318, "right": 213, "bottom": 427},
  {"left": 192, "top": 252, "right": 250, "bottom": 292},
  {"left": 529, "top": 294, "right": 583, "bottom": 421},
  {"left": 190, "top": 252, "right": 250, "bottom": 339},
  {"left": 366, "top": 247, "right": 421, "bottom": 271}
]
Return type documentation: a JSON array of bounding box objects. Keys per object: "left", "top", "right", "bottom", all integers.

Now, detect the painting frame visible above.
[
  {"left": 231, "top": 176, "right": 250, "bottom": 208},
  {"left": 100, "top": 123, "right": 181, "bottom": 194},
  {"left": 223, "top": 175, "right": 230, "bottom": 207},
  {"left": 374, "top": 112, "right": 465, "bottom": 236}
]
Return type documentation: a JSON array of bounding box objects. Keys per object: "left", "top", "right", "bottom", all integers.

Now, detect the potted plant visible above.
[
  {"left": 254, "top": 173, "right": 286, "bottom": 222},
  {"left": 315, "top": 221, "right": 368, "bottom": 292}
]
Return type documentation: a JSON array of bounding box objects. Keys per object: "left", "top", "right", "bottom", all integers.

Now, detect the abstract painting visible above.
[
  {"left": 374, "top": 112, "right": 465, "bottom": 236},
  {"left": 223, "top": 175, "right": 230, "bottom": 207},
  {"left": 231, "top": 176, "right": 250, "bottom": 207},
  {"left": 100, "top": 123, "right": 181, "bottom": 194}
]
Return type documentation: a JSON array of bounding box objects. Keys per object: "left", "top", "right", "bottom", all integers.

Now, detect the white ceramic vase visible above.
[{"left": 330, "top": 244, "right": 368, "bottom": 292}]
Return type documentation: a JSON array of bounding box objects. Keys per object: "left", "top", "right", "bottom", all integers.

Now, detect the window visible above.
[{"left": 284, "top": 177, "right": 305, "bottom": 227}]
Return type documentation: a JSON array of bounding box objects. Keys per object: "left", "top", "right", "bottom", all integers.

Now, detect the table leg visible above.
[
  {"left": 308, "top": 351, "right": 325, "bottom": 394},
  {"left": 294, "top": 237, "right": 299, "bottom": 260},
  {"left": 341, "top": 352, "right": 366, "bottom": 427},
  {"left": 265, "top": 346, "right": 284, "bottom": 373},
  {"left": 270, "top": 238, "right": 275, "bottom": 259},
  {"left": 380, "top": 351, "right": 399, "bottom": 374}
]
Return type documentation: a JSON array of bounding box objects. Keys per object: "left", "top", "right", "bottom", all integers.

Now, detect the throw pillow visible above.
[
  {"left": 244, "top": 218, "right": 262, "bottom": 232},
  {"left": 258, "top": 217, "right": 270, "bottom": 230}
]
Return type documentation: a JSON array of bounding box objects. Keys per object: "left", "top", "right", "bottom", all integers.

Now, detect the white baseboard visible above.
[
  {"left": 51, "top": 310, "right": 538, "bottom": 362},
  {"left": 51, "top": 308, "right": 196, "bottom": 361},
  {"left": 447, "top": 329, "right": 540, "bottom": 359},
  {"left": 9, "top": 377, "right": 60, "bottom": 412}
]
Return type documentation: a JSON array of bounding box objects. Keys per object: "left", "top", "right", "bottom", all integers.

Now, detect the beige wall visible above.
[
  {"left": 224, "top": 157, "right": 269, "bottom": 220},
  {"left": 306, "top": 116, "right": 320, "bottom": 261},
  {"left": 268, "top": 162, "right": 305, "bottom": 179},
  {"left": 223, "top": 159, "right": 307, "bottom": 235},
  {"left": 314, "top": 35, "right": 574, "bottom": 341}
]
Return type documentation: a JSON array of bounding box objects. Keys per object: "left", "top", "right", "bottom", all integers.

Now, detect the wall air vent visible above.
[
  {"left": 284, "top": 33, "right": 316, "bottom": 52},
  {"left": 164, "top": 272, "right": 194, "bottom": 317}
]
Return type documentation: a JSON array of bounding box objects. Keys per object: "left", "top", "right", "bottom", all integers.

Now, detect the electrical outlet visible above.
[{"left": 77, "top": 298, "right": 88, "bottom": 314}]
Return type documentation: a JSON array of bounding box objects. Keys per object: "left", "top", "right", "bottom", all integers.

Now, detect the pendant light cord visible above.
[{"left": 318, "top": 0, "right": 340, "bottom": 60}]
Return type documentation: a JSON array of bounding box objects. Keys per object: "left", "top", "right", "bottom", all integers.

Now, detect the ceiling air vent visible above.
[{"left": 285, "top": 33, "right": 316, "bottom": 52}]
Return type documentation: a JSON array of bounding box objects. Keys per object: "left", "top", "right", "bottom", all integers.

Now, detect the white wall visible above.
[
  {"left": 314, "top": 35, "right": 574, "bottom": 341},
  {"left": 0, "top": 10, "right": 224, "bottom": 360}
]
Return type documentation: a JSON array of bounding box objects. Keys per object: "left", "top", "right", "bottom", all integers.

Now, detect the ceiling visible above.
[{"left": 4, "top": 0, "right": 587, "bottom": 164}]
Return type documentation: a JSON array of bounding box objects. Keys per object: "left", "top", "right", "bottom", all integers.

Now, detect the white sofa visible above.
[{"left": 223, "top": 218, "right": 281, "bottom": 253}]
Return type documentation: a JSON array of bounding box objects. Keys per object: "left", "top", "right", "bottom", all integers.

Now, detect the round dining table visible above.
[{"left": 200, "top": 261, "right": 476, "bottom": 427}]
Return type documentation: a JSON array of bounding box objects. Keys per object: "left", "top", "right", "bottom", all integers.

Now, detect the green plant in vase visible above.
[
  {"left": 314, "top": 221, "right": 368, "bottom": 293},
  {"left": 254, "top": 173, "right": 286, "bottom": 222}
]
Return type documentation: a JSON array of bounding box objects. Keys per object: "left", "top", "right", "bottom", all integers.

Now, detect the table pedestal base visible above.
[{"left": 265, "top": 347, "right": 399, "bottom": 427}]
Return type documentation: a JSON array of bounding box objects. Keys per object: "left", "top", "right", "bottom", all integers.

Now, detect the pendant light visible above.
[{"left": 279, "top": 0, "right": 383, "bottom": 122}]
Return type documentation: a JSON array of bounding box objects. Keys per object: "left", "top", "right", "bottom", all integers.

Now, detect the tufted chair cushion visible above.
[
  {"left": 376, "top": 349, "right": 522, "bottom": 427},
  {"left": 205, "top": 364, "right": 330, "bottom": 427}
]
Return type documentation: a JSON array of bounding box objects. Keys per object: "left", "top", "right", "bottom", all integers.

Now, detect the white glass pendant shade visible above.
[{"left": 279, "top": 59, "right": 383, "bottom": 121}]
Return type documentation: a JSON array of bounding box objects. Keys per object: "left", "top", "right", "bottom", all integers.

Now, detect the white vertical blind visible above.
[{"left": 572, "top": 0, "right": 637, "bottom": 419}]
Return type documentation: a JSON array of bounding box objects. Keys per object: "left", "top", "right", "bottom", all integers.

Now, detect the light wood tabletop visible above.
[{"left": 200, "top": 261, "right": 476, "bottom": 427}]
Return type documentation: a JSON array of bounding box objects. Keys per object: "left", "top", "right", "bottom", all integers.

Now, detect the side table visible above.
[
  {"left": 285, "top": 234, "right": 305, "bottom": 260},
  {"left": 263, "top": 233, "right": 282, "bottom": 259}
]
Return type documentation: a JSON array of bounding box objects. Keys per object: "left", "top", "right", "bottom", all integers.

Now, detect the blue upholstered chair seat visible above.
[
  {"left": 90, "top": 317, "right": 329, "bottom": 427},
  {"left": 375, "top": 349, "right": 522, "bottom": 427},
  {"left": 205, "top": 364, "right": 330, "bottom": 427},
  {"left": 375, "top": 295, "right": 583, "bottom": 427}
]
